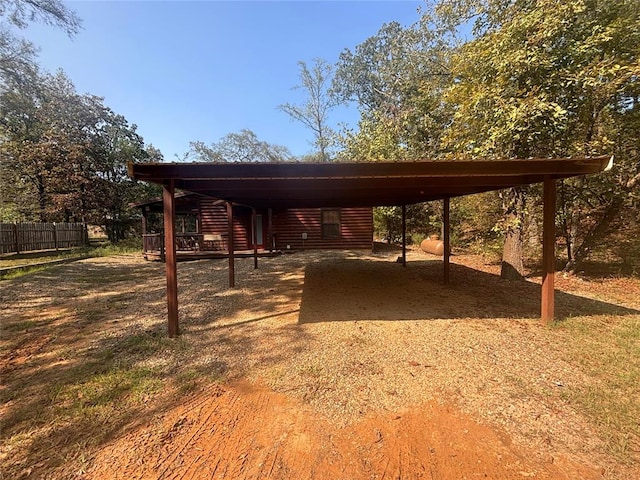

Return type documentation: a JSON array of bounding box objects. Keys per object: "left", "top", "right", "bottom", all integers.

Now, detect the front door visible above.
[{"left": 253, "top": 214, "right": 264, "bottom": 248}]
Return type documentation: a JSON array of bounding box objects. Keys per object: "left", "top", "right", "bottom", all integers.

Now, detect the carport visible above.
[{"left": 128, "top": 156, "right": 612, "bottom": 337}]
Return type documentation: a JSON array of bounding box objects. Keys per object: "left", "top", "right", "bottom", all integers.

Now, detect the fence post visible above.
[
  {"left": 53, "top": 222, "right": 58, "bottom": 251},
  {"left": 13, "top": 223, "right": 20, "bottom": 254}
]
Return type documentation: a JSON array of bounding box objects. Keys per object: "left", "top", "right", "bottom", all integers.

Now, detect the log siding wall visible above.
[
  {"left": 200, "top": 199, "right": 251, "bottom": 250},
  {"left": 272, "top": 208, "right": 373, "bottom": 250},
  {"left": 189, "top": 199, "right": 373, "bottom": 252}
]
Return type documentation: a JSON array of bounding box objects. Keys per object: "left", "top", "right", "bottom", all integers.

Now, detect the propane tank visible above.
[{"left": 420, "top": 235, "right": 444, "bottom": 256}]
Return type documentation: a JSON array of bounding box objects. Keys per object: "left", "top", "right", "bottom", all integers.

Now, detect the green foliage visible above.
[
  {"left": 453, "top": 192, "right": 503, "bottom": 243},
  {"left": 334, "top": 20, "right": 454, "bottom": 160},
  {"left": 373, "top": 203, "right": 437, "bottom": 244},
  {"left": 441, "top": 0, "right": 639, "bottom": 159},
  {"left": 1, "top": 1, "right": 80, "bottom": 88},
  {"left": 0, "top": 202, "right": 21, "bottom": 222},
  {"left": 0, "top": 240, "right": 142, "bottom": 279},
  {"left": 88, "top": 238, "right": 142, "bottom": 257},
  {"left": 0, "top": 0, "right": 81, "bottom": 36},
  {"left": 188, "top": 129, "right": 293, "bottom": 163},
  {"left": 0, "top": 68, "right": 160, "bottom": 239}
]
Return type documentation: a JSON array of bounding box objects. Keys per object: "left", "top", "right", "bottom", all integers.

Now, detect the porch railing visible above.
[{"left": 142, "top": 233, "right": 207, "bottom": 254}]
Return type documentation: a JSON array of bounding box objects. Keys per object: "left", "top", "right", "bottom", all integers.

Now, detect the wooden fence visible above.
[{"left": 0, "top": 223, "right": 88, "bottom": 255}]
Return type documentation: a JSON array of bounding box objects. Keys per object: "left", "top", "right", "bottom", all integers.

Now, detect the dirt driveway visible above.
[
  {"left": 1, "top": 248, "right": 638, "bottom": 479},
  {"left": 88, "top": 381, "right": 600, "bottom": 480}
]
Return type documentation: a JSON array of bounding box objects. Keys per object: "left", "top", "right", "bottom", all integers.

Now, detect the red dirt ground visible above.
[{"left": 87, "top": 381, "right": 602, "bottom": 480}]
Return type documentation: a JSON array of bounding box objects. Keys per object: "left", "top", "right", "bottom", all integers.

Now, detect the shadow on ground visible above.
[{"left": 298, "top": 257, "right": 639, "bottom": 323}]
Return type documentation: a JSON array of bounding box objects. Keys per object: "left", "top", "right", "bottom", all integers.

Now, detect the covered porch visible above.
[{"left": 134, "top": 193, "right": 275, "bottom": 261}]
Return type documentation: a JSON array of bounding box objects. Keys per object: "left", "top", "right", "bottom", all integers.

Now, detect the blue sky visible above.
[{"left": 24, "top": 1, "right": 425, "bottom": 160}]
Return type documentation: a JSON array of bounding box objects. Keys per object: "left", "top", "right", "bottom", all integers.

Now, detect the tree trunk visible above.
[
  {"left": 564, "top": 229, "right": 573, "bottom": 263},
  {"left": 564, "top": 172, "right": 640, "bottom": 273},
  {"left": 500, "top": 187, "right": 526, "bottom": 280},
  {"left": 319, "top": 137, "right": 328, "bottom": 162},
  {"left": 564, "top": 196, "right": 623, "bottom": 273},
  {"left": 558, "top": 180, "right": 573, "bottom": 263},
  {"left": 501, "top": 217, "right": 525, "bottom": 279},
  {"left": 568, "top": 177, "right": 584, "bottom": 264}
]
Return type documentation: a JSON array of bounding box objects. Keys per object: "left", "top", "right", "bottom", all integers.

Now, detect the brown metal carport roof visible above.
[
  {"left": 130, "top": 156, "right": 611, "bottom": 208},
  {"left": 128, "top": 155, "right": 612, "bottom": 337}
]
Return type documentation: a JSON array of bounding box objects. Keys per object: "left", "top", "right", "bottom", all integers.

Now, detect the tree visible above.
[
  {"left": 334, "top": 20, "right": 453, "bottom": 161},
  {"left": 188, "top": 129, "right": 293, "bottom": 163},
  {"left": 0, "top": 1, "right": 163, "bottom": 241},
  {"left": 373, "top": 203, "right": 435, "bottom": 244},
  {"left": 0, "top": 0, "right": 85, "bottom": 221},
  {"left": 0, "top": 0, "right": 81, "bottom": 86},
  {"left": 338, "top": 111, "right": 407, "bottom": 161},
  {"left": 0, "top": 66, "right": 160, "bottom": 240},
  {"left": 278, "top": 59, "right": 338, "bottom": 162},
  {"left": 2, "top": 69, "right": 105, "bottom": 221},
  {"left": 0, "top": 29, "right": 39, "bottom": 87},
  {"left": 0, "top": 0, "right": 81, "bottom": 35},
  {"left": 334, "top": 1, "right": 638, "bottom": 274},
  {"left": 437, "top": 0, "right": 573, "bottom": 278},
  {"left": 438, "top": 0, "right": 640, "bottom": 275}
]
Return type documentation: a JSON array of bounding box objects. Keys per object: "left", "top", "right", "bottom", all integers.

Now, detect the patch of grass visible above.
[
  {"left": 87, "top": 238, "right": 141, "bottom": 257},
  {"left": 40, "top": 333, "right": 186, "bottom": 422},
  {"left": 176, "top": 369, "right": 203, "bottom": 394},
  {"left": 1, "top": 264, "right": 50, "bottom": 279},
  {"left": 2, "top": 319, "right": 39, "bottom": 332},
  {"left": 115, "top": 331, "right": 189, "bottom": 357},
  {"left": 0, "top": 239, "right": 142, "bottom": 280},
  {"left": 0, "top": 249, "right": 87, "bottom": 268},
  {"left": 1, "top": 353, "right": 168, "bottom": 476},
  {"left": 299, "top": 363, "right": 324, "bottom": 378},
  {"left": 1, "top": 255, "right": 209, "bottom": 479},
  {"left": 556, "top": 315, "right": 640, "bottom": 464},
  {"left": 55, "top": 366, "right": 164, "bottom": 413}
]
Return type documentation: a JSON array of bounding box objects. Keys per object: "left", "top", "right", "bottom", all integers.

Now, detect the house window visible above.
[{"left": 321, "top": 209, "right": 341, "bottom": 239}]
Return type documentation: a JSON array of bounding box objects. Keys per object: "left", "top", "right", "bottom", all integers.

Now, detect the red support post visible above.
[
  {"left": 227, "top": 202, "right": 235, "bottom": 288},
  {"left": 163, "top": 181, "right": 179, "bottom": 337},
  {"left": 268, "top": 208, "right": 273, "bottom": 252},
  {"left": 443, "top": 197, "right": 450, "bottom": 285},
  {"left": 196, "top": 197, "right": 202, "bottom": 234},
  {"left": 542, "top": 177, "right": 556, "bottom": 324},
  {"left": 401, "top": 205, "right": 407, "bottom": 267},
  {"left": 252, "top": 208, "right": 258, "bottom": 269}
]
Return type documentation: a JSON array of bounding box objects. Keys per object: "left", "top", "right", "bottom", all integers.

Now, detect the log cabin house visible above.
[{"left": 134, "top": 192, "right": 373, "bottom": 259}]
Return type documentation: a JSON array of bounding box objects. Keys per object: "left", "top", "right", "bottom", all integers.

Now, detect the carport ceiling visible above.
[{"left": 129, "top": 156, "right": 612, "bottom": 208}]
